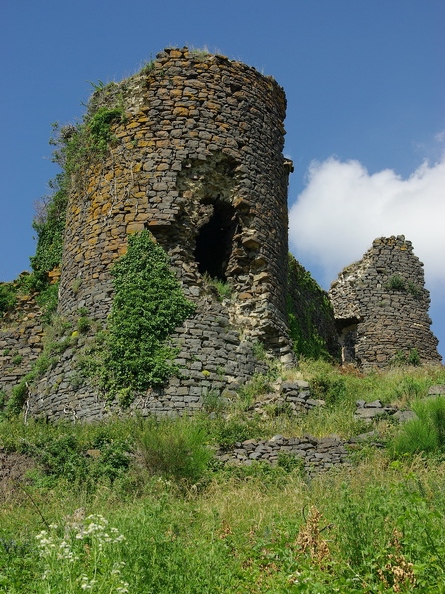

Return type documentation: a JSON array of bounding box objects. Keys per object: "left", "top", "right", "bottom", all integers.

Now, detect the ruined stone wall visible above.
[
  {"left": 0, "top": 292, "right": 44, "bottom": 395},
  {"left": 329, "top": 236, "right": 441, "bottom": 369},
  {"left": 27, "top": 47, "right": 294, "bottom": 421}
]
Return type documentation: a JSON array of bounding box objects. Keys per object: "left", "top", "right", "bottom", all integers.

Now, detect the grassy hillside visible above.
[{"left": 1, "top": 360, "right": 445, "bottom": 593}]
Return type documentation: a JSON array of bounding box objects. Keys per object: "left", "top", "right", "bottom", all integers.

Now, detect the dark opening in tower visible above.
[{"left": 194, "top": 201, "right": 237, "bottom": 281}]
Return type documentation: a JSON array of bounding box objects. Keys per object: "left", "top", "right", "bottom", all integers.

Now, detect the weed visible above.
[
  {"left": 385, "top": 274, "right": 406, "bottom": 291},
  {"left": 392, "top": 348, "right": 421, "bottom": 367},
  {"left": 296, "top": 506, "right": 331, "bottom": 568},
  {"left": 251, "top": 340, "right": 267, "bottom": 361},
  {"left": 277, "top": 451, "right": 305, "bottom": 474},
  {"left": 139, "top": 60, "right": 155, "bottom": 75},
  {"left": 137, "top": 416, "right": 212, "bottom": 485},
  {"left": 189, "top": 46, "right": 210, "bottom": 58},
  {"left": 237, "top": 373, "right": 273, "bottom": 408},
  {"left": 76, "top": 316, "right": 91, "bottom": 334},
  {"left": 71, "top": 278, "right": 82, "bottom": 294},
  {"left": 0, "top": 283, "right": 17, "bottom": 316},
  {"left": 35, "top": 281, "right": 59, "bottom": 323},
  {"left": 310, "top": 373, "right": 347, "bottom": 406},
  {"left": 390, "top": 396, "right": 445, "bottom": 457},
  {"left": 35, "top": 513, "right": 128, "bottom": 593},
  {"left": 407, "top": 280, "right": 423, "bottom": 299},
  {"left": 68, "top": 372, "right": 84, "bottom": 390},
  {"left": 393, "top": 375, "right": 429, "bottom": 402},
  {"left": 202, "top": 389, "right": 226, "bottom": 414},
  {"left": 203, "top": 273, "right": 232, "bottom": 301},
  {"left": 11, "top": 354, "right": 23, "bottom": 366},
  {"left": 208, "top": 415, "right": 264, "bottom": 450}
]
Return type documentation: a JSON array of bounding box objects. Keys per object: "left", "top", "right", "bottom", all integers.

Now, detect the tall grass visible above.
[
  {"left": 1, "top": 361, "right": 445, "bottom": 591},
  {"left": 390, "top": 396, "right": 445, "bottom": 457},
  {"left": 137, "top": 416, "right": 212, "bottom": 485}
]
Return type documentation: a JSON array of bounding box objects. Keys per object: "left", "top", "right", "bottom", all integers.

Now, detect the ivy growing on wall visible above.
[
  {"left": 287, "top": 254, "right": 339, "bottom": 361},
  {"left": 10, "top": 102, "right": 126, "bottom": 328},
  {"left": 31, "top": 173, "right": 68, "bottom": 275},
  {"left": 103, "top": 230, "right": 195, "bottom": 395},
  {"left": 0, "top": 283, "right": 17, "bottom": 317}
]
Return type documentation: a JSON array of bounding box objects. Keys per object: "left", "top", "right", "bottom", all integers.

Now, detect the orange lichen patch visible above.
[
  {"left": 127, "top": 222, "right": 145, "bottom": 234},
  {"left": 173, "top": 107, "right": 189, "bottom": 117}
]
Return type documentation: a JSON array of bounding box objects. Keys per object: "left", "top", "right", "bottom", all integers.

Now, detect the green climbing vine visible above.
[
  {"left": 20, "top": 102, "right": 126, "bottom": 323},
  {"left": 102, "top": 230, "right": 195, "bottom": 396},
  {"left": 287, "top": 254, "right": 337, "bottom": 361}
]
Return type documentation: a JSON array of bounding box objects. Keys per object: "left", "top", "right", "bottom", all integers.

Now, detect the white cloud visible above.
[{"left": 289, "top": 155, "right": 445, "bottom": 291}]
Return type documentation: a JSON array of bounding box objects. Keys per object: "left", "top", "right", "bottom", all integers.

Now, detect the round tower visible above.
[
  {"left": 30, "top": 48, "right": 293, "bottom": 420},
  {"left": 59, "top": 47, "right": 291, "bottom": 349}
]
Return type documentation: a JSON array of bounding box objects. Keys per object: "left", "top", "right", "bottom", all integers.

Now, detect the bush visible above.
[
  {"left": 208, "top": 416, "right": 263, "bottom": 450},
  {"left": 392, "top": 348, "right": 421, "bottom": 367},
  {"left": 237, "top": 372, "right": 274, "bottom": 408},
  {"left": 0, "top": 283, "right": 17, "bottom": 316},
  {"left": 137, "top": 417, "right": 212, "bottom": 485},
  {"left": 385, "top": 274, "right": 406, "bottom": 291},
  {"left": 310, "top": 374, "right": 347, "bottom": 406}
]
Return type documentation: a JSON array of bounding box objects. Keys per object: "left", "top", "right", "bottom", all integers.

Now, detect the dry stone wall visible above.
[
  {"left": 58, "top": 47, "right": 291, "bottom": 348},
  {"left": 0, "top": 291, "right": 44, "bottom": 397},
  {"left": 216, "top": 434, "right": 350, "bottom": 476},
  {"left": 329, "top": 236, "right": 441, "bottom": 369},
  {"left": 30, "top": 300, "right": 270, "bottom": 422}
]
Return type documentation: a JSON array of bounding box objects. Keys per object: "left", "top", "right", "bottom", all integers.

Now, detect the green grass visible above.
[{"left": 1, "top": 360, "right": 445, "bottom": 592}]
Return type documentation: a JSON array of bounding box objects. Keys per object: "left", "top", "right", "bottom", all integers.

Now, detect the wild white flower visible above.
[
  {"left": 79, "top": 575, "right": 96, "bottom": 590},
  {"left": 36, "top": 513, "right": 127, "bottom": 589}
]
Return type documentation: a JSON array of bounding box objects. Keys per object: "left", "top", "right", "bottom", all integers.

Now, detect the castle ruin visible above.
[
  {"left": 329, "top": 236, "right": 441, "bottom": 369},
  {"left": 0, "top": 49, "right": 441, "bottom": 421}
]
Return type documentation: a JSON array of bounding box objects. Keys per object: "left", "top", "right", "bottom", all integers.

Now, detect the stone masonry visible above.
[
  {"left": 26, "top": 47, "right": 295, "bottom": 421},
  {"left": 329, "top": 236, "right": 441, "bottom": 369}
]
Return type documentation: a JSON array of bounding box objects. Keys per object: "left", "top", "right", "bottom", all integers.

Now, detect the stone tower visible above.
[
  {"left": 28, "top": 47, "right": 294, "bottom": 420},
  {"left": 329, "top": 236, "right": 441, "bottom": 369}
]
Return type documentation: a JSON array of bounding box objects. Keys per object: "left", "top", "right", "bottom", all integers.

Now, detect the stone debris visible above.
[
  {"left": 354, "top": 399, "right": 422, "bottom": 423},
  {"left": 247, "top": 380, "right": 325, "bottom": 417},
  {"left": 428, "top": 385, "right": 445, "bottom": 396}
]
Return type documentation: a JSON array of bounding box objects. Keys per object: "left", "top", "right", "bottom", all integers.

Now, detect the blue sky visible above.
[{"left": 1, "top": 0, "right": 444, "bottom": 359}]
